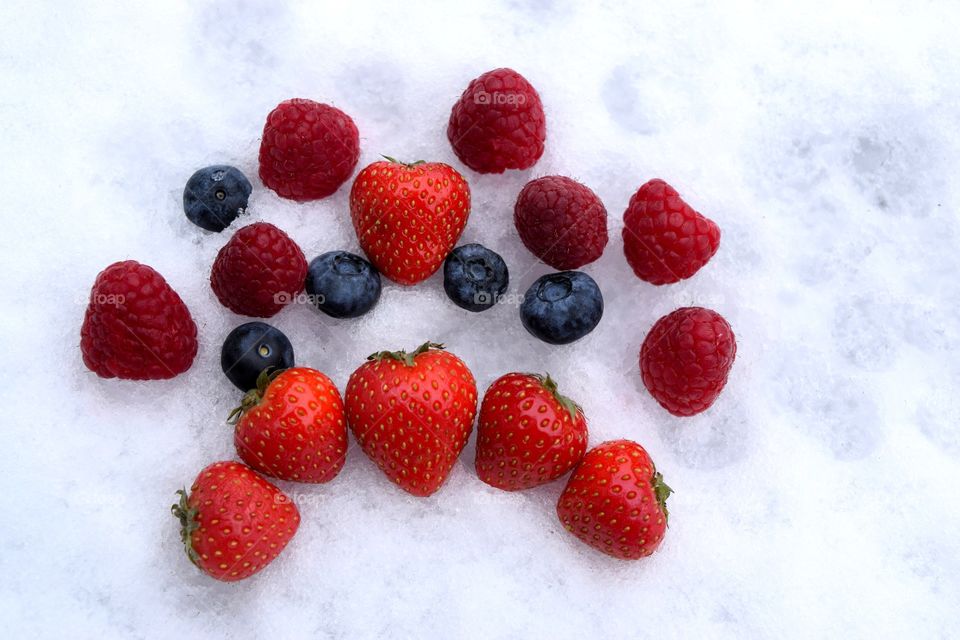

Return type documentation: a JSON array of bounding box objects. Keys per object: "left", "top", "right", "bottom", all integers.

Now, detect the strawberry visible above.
[
  {"left": 171, "top": 461, "right": 300, "bottom": 581},
  {"left": 231, "top": 367, "right": 348, "bottom": 483},
  {"left": 349, "top": 158, "right": 471, "bottom": 285},
  {"left": 475, "top": 373, "right": 588, "bottom": 491},
  {"left": 344, "top": 342, "right": 478, "bottom": 496},
  {"left": 557, "top": 440, "right": 671, "bottom": 560}
]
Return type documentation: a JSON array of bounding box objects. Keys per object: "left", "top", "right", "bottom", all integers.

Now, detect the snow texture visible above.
[{"left": 1, "top": 1, "right": 958, "bottom": 638}]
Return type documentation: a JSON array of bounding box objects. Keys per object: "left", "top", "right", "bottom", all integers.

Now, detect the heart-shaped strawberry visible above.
[
  {"left": 349, "top": 158, "right": 471, "bottom": 285},
  {"left": 344, "top": 342, "right": 478, "bottom": 497}
]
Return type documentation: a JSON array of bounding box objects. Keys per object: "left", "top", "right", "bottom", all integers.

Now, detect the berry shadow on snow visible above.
[
  {"left": 832, "top": 295, "right": 899, "bottom": 372},
  {"left": 656, "top": 405, "right": 752, "bottom": 472},
  {"left": 775, "top": 351, "right": 884, "bottom": 461}
]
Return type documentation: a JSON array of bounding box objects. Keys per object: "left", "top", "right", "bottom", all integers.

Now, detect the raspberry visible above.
[
  {"left": 622, "top": 179, "right": 721, "bottom": 285},
  {"left": 258, "top": 98, "right": 360, "bottom": 201},
  {"left": 447, "top": 68, "right": 546, "bottom": 174},
  {"left": 514, "top": 176, "right": 608, "bottom": 269},
  {"left": 640, "top": 307, "right": 736, "bottom": 416},
  {"left": 210, "top": 222, "right": 307, "bottom": 318},
  {"left": 80, "top": 261, "right": 198, "bottom": 380}
]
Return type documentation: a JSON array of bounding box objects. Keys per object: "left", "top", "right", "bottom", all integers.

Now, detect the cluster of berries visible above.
[{"left": 78, "top": 68, "right": 736, "bottom": 581}]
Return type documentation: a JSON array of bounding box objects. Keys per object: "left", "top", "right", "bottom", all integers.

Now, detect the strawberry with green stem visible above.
[
  {"left": 171, "top": 461, "right": 300, "bottom": 581},
  {"left": 557, "top": 440, "right": 672, "bottom": 560},
  {"left": 229, "top": 367, "right": 348, "bottom": 484},
  {"left": 349, "top": 157, "right": 470, "bottom": 285},
  {"left": 345, "top": 342, "right": 478, "bottom": 496},
  {"left": 475, "top": 372, "right": 588, "bottom": 491}
]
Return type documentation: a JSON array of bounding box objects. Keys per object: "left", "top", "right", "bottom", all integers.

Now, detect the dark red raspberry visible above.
[
  {"left": 80, "top": 261, "right": 198, "bottom": 380},
  {"left": 622, "top": 179, "right": 721, "bottom": 285},
  {"left": 210, "top": 222, "right": 307, "bottom": 318},
  {"left": 447, "top": 68, "right": 546, "bottom": 174},
  {"left": 258, "top": 98, "right": 360, "bottom": 201},
  {"left": 514, "top": 176, "right": 608, "bottom": 269},
  {"left": 640, "top": 307, "right": 736, "bottom": 416}
]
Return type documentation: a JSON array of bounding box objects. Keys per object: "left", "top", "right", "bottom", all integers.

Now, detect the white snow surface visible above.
[{"left": 1, "top": 1, "right": 959, "bottom": 638}]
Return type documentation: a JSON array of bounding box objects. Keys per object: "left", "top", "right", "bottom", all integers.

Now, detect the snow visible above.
[{"left": 1, "top": 1, "right": 959, "bottom": 638}]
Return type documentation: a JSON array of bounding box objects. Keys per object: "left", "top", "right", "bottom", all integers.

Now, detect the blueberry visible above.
[
  {"left": 443, "top": 243, "right": 509, "bottom": 312},
  {"left": 221, "top": 322, "right": 294, "bottom": 391},
  {"left": 520, "top": 271, "right": 603, "bottom": 344},
  {"left": 183, "top": 165, "right": 252, "bottom": 232},
  {"left": 305, "top": 251, "right": 381, "bottom": 318}
]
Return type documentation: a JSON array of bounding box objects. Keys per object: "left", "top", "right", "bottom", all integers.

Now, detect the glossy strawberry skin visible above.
[
  {"left": 640, "top": 307, "right": 737, "bottom": 416},
  {"left": 349, "top": 160, "right": 470, "bottom": 285},
  {"left": 210, "top": 222, "right": 307, "bottom": 318},
  {"left": 234, "top": 368, "right": 348, "bottom": 483},
  {"left": 514, "top": 176, "right": 608, "bottom": 270},
  {"left": 622, "top": 179, "right": 721, "bottom": 285},
  {"left": 258, "top": 98, "right": 360, "bottom": 201},
  {"left": 175, "top": 461, "right": 300, "bottom": 582},
  {"left": 80, "top": 260, "right": 198, "bottom": 380},
  {"left": 447, "top": 68, "right": 546, "bottom": 174},
  {"left": 475, "top": 373, "right": 588, "bottom": 491},
  {"left": 557, "top": 440, "right": 670, "bottom": 560},
  {"left": 344, "top": 344, "right": 478, "bottom": 496}
]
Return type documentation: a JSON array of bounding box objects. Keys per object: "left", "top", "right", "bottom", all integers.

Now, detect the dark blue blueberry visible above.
[
  {"left": 305, "top": 251, "right": 381, "bottom": 319},
  {"left": 183, "top": 165, "right": 252, "bottom": 232},
  {"left": 520, "top": 271, "right": 603, "bottom": 344},
  {"left": 443, "top": 243, "right": 509, "bottom": 312},
  {"left": 221, "top": 322, "right": 294, "bottom": 391}
]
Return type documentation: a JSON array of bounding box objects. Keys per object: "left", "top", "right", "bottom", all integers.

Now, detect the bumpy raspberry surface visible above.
[
  {"left": 447, "top": 68, "right": 546, "bottom": 174},
  {"left": 258, "top": 98, "right": 360, "bottom": 201},
  {"left": 80, "top": 260, "right": 198, "bottom": 380},
  {"left": 514, "top": 176, "right": 608, "bottom": 269},
  {"left": 622, "top": 179, "right": 720, "bottom": 285},
  {"left": 640, "top": 307, "right": 736, "bottom": 416},
  {"left": 210, "top": 222, "right": 307, "bottom": 318}
]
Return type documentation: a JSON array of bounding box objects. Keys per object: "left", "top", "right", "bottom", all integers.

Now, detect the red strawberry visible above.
[
  {"left": 344, "top": 342, "right": 478, "bottom": 496},
  {"left": 640, "top": 307, "right": 737, "bottom": 416},
  {"left": 622, "top": 179, "right": 721, "bottom": 285},
  {"left": 514, "top": 175, "right": 608, "bottom": 270},
  {"left": 349, "top": 158, "right": 470, "bottom": 285},
  {"left": 231, "top": 367, "right": 348, "bottom": 483},
  {"left": 475, "top": 373, "right": 588, "bottom": 491},
  {"left": 80, "top": 260, "right": 197, "bottom": 380},
  {"left": 210, "top": 222, "right": 307, "bottom": 318},
  {"left": 171, "top": 461, "right": 300, "bottom": 581},
  {"left": 557, "top": 440, "right": 671, "bottom": 560},
  {"left": 447, "top": 68, "right": 546, "bottom": 174},
  {"left": 258, "top": 98, "right": 360, "bottom": 201}
]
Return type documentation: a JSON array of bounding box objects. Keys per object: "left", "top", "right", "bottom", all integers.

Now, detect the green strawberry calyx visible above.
[
  {"left": 227, "top": 367, "right": 285, "bottom": 424},
  {"left": 652, "top": 471, "right": 674, "bottom": 524},
  {"left": 381, "top": 155, "right": 426, "bottom": 168},
  {"left": 368, "top": 341, "right": 444, "bottom": 367},
  {"left": 529, "top": 373, "right": 581, "bottom": 422},
  {"left": 171, "top": 489, "right": 200, "bottom": 566}
]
